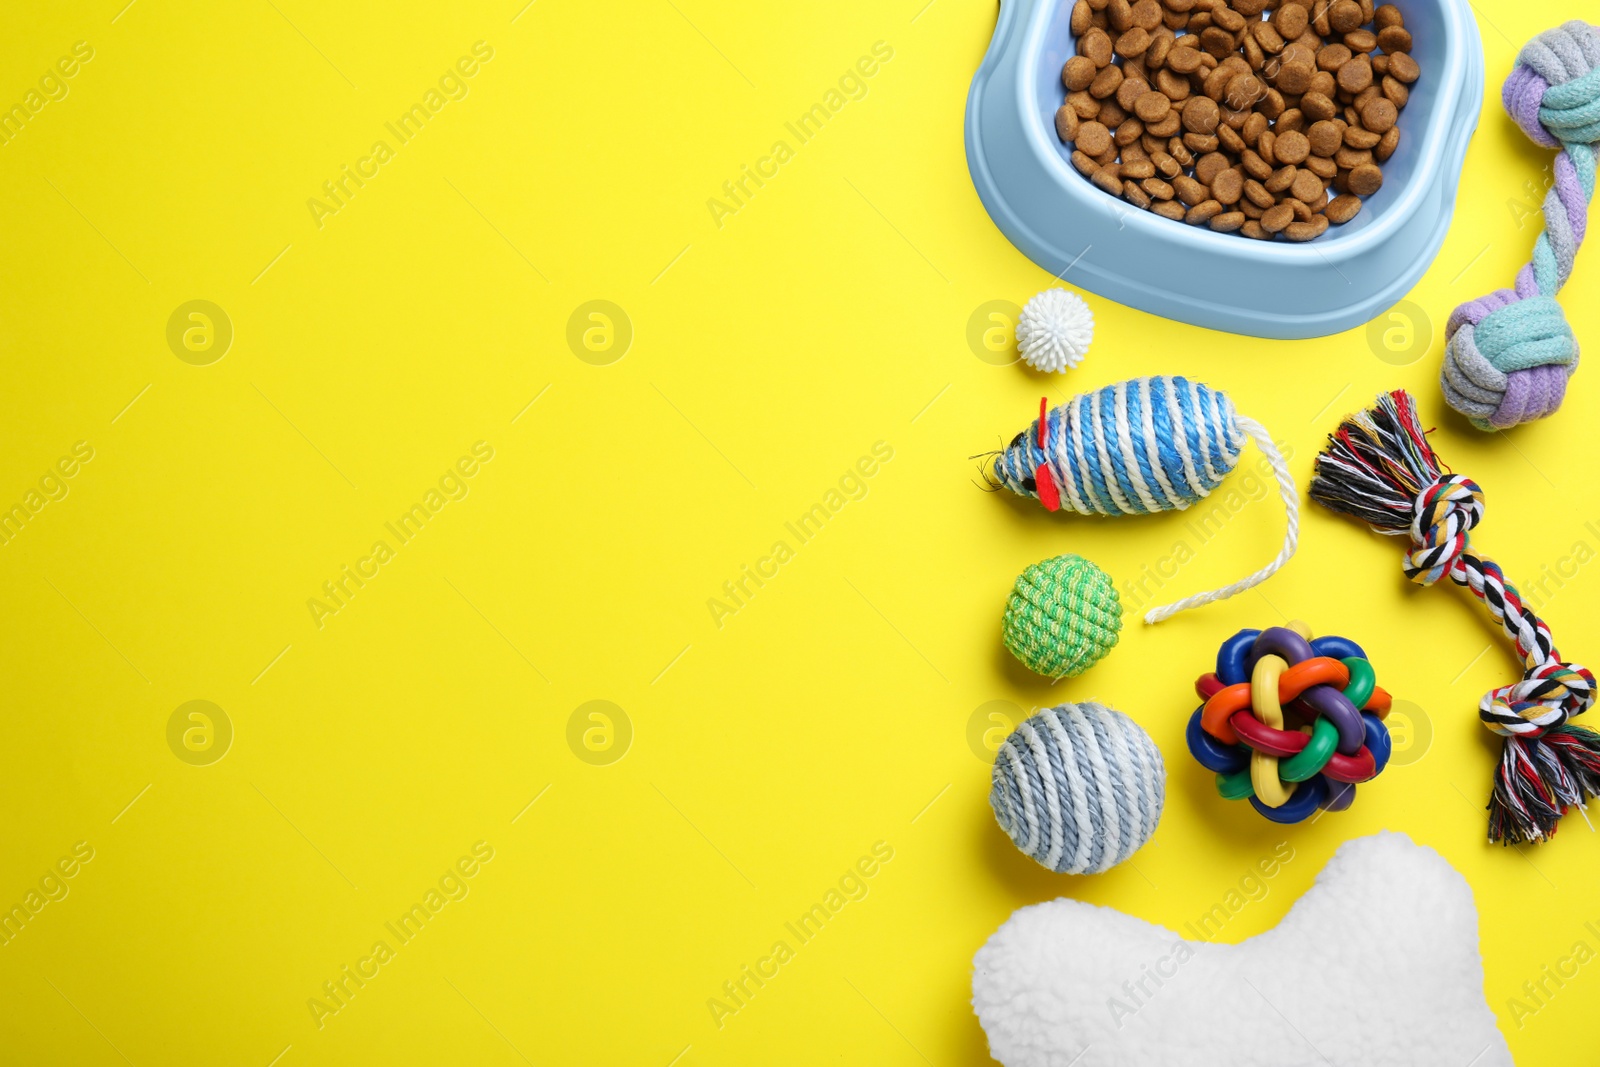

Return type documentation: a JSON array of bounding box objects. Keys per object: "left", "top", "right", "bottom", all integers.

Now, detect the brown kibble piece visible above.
[
  {"left": 1195, "top": 151, "right": 1231, "bottom": 185},
  {"left": 1344, "top": 125, "right": 1381, "bottom": 149},
  {"left": 1092, "top": 169, "right": 1124, "bottom": 196},
  {"left": 1123, "top": 180, "right": 1153, "bottom": 209},
  {"left": 1344, "top": 29, "right": 1377, "bottom": 53},
  {"left": 1291, "top": 169, "right": 1324, "bottom": 202},
  {"left": 1388, "top": 51, "right": 1419, "bottom": 84},
  {"left": 1274, "top": 3, "right": 1310, "bottom": 39},
  {"left": 1116, "top": 76, "right": 1148, "bottom": 111},
  {"left": 1284, "top": 219, "right": 1324, "bottom": 241},
  {"left": 1151, "top": 151, "right": 1181, "bottom": 178},
  {"left": 1253, "top": 22, "right": 1286, "bottom": 54},
  {"left": 1265, "top": 165, "right": 1297, "bottom": 194},
  {"left": 1122, "top": 158, "right": 1156, "bottom": 179},
  {"left": 1063, "top": 56, "right": 1098, "bottom": 90},
  {"left": 1183, "top": 96, "right": 1221, "bottom": 134},
  {"left": 1142, "top": 176, "right": 1176, "bottom": 199},
  {"left": 1135, "top": 90, "right": 1172, "bottom": 122},
  {"left": 1077, "top": 120, "right": 1113, "bottom": 156},
  {"left": 1108, "top": 0, "right": 1133, "bottom": 30},
  {"left": 1261, "top": 203, "right": 1296, "bottom": 232},
  {"left": 1325, "top": 194, "right": 1362, "bottom": 222},
  {"left": 1244, "top": 178, "right": 1275, "bottom": 208},
  {"left": 1335, "top": 145, "right": 1373, "bottom": 169},
  {"left": 1130, "top": 0, "right": 1162, "bottom": 30},
  {"left": 1081, "top": 28, "right": 1114, "bottom": 66},
  {"left": 1210, "top": 210, "right": 1247, "bottom": 232},
  {"left": 1072, "top": 0, "right": 1093, "bottom": 35},
  {"left": 1275, "top": 129, "right": 1311, "bottom": 164},
  {"left": 1305, "top": 154, "right": 1338, "bottom": 178},
  {"left": 1071, "top": 150, "right": 1101, "bottom": 176},
  {"left": 1186, "top": 199, "right": 1223, "bottom": 224},
  {"left": 1211, "top": 168, "right": 1244, "bottom": 204},
  {"left": 1382, "top": 76, "right": 1409, "bottom": 108},
  {"left": 1308, "top": 121, "right": 1344, "bottom": 156},
  {"left": 1317, "top": 44, "right": 1352, "bottom": 72},
  {"left": 1241, "top": 148, "right": 1273, "bottom": 180},
  {"left": 1328, "top": 0, "right": 1363, "bottom": 34},
  {"left": 1276, "top": 61, "right": 1314, "bottom": 95},
  {"left": 1301, "top": 92, "right": 1338, "bottom": 122},
  {"left": 1377, "top": 26, "right": 1412, "bottom": 53},
  {"left": 1348, "top": 162, "right": 1383, "bottom": 195},
  {"left": 1156, "top": 68, "right": 1191, "bottom": 100},
  {"left": 1241, "top": 219, "right": 1272, "bottom": 239},
  {"left": 1091, "top": 64, "right": 1125, "bottom": 98},
  {"left": 1152, "top": 199, "right": 1188, "bottom": 220},
  {"left": 1375, "top": 4, "right": 1403, "bottom": 29},
  {"left": 1068, "top": 90, "right": 1100, "bottom": 119},
  {"left": 1211, "top": 5, "right": 1246, "bottom": 33},
  {"left": 1225, "top": 72, "right": 1267, "bottom": 110},
  {"left": 1168, "top": 45, "right": 1204, "bottom": 73},
  {"left": 1056, "top": 105, "right": 1081, "bottom": 142},
  {"left": 1116, "top": 118, "right": 1145, "bottom": 146},
  {"left": 1200, "top": 26, "right": 1236, "bottom": 59},
  {"left": 1116, "top": 27, "right": 1153, "bottom": 57},
  {"left": 1173, "top": 175, "right": 1209, "bottom": 205},
  {"left": 1375, "top": 126, "right": 1400, "bottom": 162},
  {"left": 1337, "top": 54, "right": 1373, "bottom": 94},
  {"left": 1359, "top": 97, "right": 1397, "bottom": 133}
]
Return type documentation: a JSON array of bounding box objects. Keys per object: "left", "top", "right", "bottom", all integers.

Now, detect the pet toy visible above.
[
  {"left": 973, "top": 832, "right": 1512, "bottom": 1067},
  {"left": 1015, "top": 288, "right": 1093, "bottom": 374},
  {"left": 1185, "top": 622, "right": 1392, "bottom": 825},
  {"left": 1441, "top": 20, "right": 1599, "bottom": 430},
  {"left": 1311, "top": 390, "right": 1600, "bottom": 843},
  {"left": 1002, "top": 554, "right": 1120, "bottom": 679},
  {"left": 990, "top": 702, "right": 1163, "bottom": 875},
  {"left": 986, "top": 376, "right": 1297, "bottom": 623}
]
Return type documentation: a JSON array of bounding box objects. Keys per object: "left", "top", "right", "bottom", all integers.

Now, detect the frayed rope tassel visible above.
[{"left": 1310, "top": 389, "right": 1600, "bottom": 844}]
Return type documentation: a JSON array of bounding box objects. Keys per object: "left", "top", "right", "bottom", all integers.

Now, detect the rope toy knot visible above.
[
  {"left": 1441, "top": 21, "right": 1599, "bottom": 430},
  {"left": 1404, "top": 475, "right": 1483, "bottom": 585},
  {"left": 1481, "top": 660, "right": 1597, "bottom": 738}
]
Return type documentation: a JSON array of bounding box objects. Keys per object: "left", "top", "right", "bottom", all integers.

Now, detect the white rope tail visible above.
[{"left": 1143, "top": 414, "right": 1299, "bottom": 625}]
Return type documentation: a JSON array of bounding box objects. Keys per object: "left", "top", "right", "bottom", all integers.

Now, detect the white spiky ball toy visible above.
[{"left": 1015, "top": 288, "right": 1094, "bottom": 374}]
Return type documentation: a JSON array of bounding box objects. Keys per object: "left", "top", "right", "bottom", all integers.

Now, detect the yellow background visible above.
[{"left": 0, "top": 1, "right": 1595, "bottom": 1063}]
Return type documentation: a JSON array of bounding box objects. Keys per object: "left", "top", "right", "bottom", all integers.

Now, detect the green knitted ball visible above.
[{"left": 1002, "top": 554, "right": 1122, "bottom": 679}]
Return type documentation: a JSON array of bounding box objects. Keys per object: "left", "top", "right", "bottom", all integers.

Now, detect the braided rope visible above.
[
  {"left": 1311, "top": 389, "right": 1600, "bottom": 842},
  {"left": 1442, "top": 21, "right": 1600, "bottom": 430},
  {"left": 990, "top": 376, "right": 1298, "bottom": 624},
  {"left": 1407, "top": 475, "right": 1595, "bottom": 737}
]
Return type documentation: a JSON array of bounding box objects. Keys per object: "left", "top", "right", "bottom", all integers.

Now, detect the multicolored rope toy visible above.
[
  {"left": 1311, "top": 390, "right": 1600, "bottom": 844},
  {"left": 986, "top": 376, "right": 1297, "bottom": 623},
  {"left": 1441, "top": 21, "right": 1600, "bottom": 430},
  {"left": 1186, "top": 623, "right": 1392, "bottom": 824}
]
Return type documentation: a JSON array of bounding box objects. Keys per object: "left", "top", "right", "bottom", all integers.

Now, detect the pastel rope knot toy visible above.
[
  {"left": 985, "top": 376, "right": 1297, "bottom": 623},
  {"left": 1185, "top": 622, "right": 1392, "bottom": 825},
  {"left": 1441, "top": 20, "right": 1600, "bottom": 430},
  {"left": 1312, "top": 390, "right": 1600, "bottom": 843}
]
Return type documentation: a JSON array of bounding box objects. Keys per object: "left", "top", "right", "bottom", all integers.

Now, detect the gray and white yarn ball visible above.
[{"left": 990, "top": 702, "right": 1164, "bottom": 875}]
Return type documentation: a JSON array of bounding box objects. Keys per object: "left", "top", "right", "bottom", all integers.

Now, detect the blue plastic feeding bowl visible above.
[{"left": 965, "top": 0, "right": 1483, "bottom": 339}]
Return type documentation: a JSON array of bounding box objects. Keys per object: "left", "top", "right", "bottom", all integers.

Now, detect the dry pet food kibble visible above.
[{"left": 1054, "top": 0, "right": 1419, "bottom": 242}]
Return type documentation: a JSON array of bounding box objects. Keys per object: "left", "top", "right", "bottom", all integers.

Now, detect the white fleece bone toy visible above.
[{"left": 973, "top": 832, "right": 1510, "bottom": 1067}]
